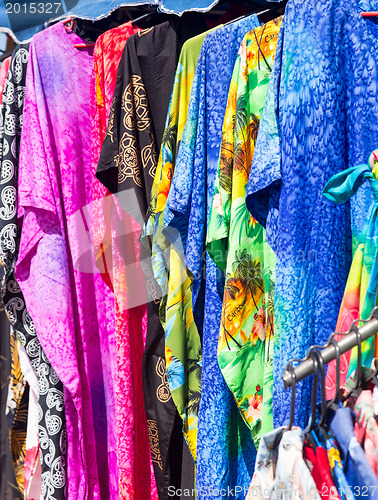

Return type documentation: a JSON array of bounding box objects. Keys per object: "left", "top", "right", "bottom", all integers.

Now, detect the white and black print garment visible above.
[{"left": 0, "top": 44, "right": 67, "bottom": 500}]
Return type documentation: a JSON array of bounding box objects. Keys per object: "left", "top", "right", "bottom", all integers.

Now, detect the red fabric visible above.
[
  {"left": 91, "top": 22, "right": 158, "bottom": 499},
  {"left": 304, "top": 442, "right": 341, "bottom": 500},
  {"left": 0, "top": 57, "right": 11, "bottom": 104}
]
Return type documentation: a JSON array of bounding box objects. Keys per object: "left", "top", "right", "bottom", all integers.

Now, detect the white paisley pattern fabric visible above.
[{"left": 0, "top": 44, "right": 67, "bottom": 500}]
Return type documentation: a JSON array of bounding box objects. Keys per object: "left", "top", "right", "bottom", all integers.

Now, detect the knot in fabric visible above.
[{"left": 323, "top": 164, "right": 378, "bottom": 205}]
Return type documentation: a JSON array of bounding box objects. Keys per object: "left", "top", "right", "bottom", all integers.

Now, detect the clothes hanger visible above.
[
  {"left": 223, "top": 6, "right": 276, "bottom": 27},
  {"left": 63, "top": 18, "right": 95, "bottom": 49},
  {"left": 342, "top": 324, "right": 362, "bottom": 402},
  {"left": 313, "top": 350, "right": 327, "bottom": 427},
  {"left": 327, "top": 336, "right": 342, "bottom": 411},
  {"left": 132, "top": 9, "right": 158, "bottom": 25},
  {"left": 303, "top": 350, "right": 321, "bottom": 452},
  {"left": 286, "top": 363, "right": 297, "bottom": 430},
  {"left": 305, "top": 350, "right": 320, "bottom": 434},
  {"left": 311, "top": 348, "right": 337, "bottom": 448}
]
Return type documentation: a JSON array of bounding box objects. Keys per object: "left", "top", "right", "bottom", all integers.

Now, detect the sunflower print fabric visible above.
[{"left": 206, "top": 18, "right": 282, "bottom": 446}]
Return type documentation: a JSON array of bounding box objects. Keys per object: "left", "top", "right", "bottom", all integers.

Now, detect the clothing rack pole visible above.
[{"left": 282, "top": 308, "right": 378, "bottom": 388}]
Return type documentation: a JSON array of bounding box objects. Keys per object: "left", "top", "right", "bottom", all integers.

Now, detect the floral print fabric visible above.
[
  {"left": 329, "top": 407, "right": 378, "bottom": 499},
  {"left": 7, "top": 328, "right": 28, "bottom": 495},
  {"left": 206, "top": 18, "right": 281, "bottom": 445},
  {"left": 326, "top": 437, "right": 356, "bottom": 500},
  {"left": 247, "top": 427, "right": 321, "bottom": 500},
  {"left": 246, "top": 0, "right": 378, "bottom": 429},
  {"left": 353, "top": 390, "right": 378, "bottom": 478}
]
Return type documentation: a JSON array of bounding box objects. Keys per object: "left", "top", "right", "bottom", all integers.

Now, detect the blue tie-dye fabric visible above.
[
  {"left": 246, "top": 0, "right": 378, "bottom": 429},
  {"left": 163, "top": 15, "right": 261, "bottom": 500}
]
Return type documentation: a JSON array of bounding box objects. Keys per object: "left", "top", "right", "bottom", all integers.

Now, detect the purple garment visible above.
[{"left": 15, "top": 22, "right": 117, "bottom": 500}]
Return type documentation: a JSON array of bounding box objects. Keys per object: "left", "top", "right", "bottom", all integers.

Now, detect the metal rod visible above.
[{"left": 282, "top": 313, "right": 378, "bottom": 389}]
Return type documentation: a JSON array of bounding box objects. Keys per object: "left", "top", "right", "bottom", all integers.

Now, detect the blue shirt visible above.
[
  {"left": 330, "top": 407, "right": 378, "bottom": 499},
  {"left": 246, "top": 0, "right": 378, "bottom": 428}
]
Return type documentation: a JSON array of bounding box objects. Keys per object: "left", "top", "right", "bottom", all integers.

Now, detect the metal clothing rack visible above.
[{"left": 282, "top": 306, "right": 378, "bottom": 388}]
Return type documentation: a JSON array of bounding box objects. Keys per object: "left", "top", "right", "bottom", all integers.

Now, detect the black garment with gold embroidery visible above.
[{"left": 96, "top": 15, "right": 207, "bottom": 499}]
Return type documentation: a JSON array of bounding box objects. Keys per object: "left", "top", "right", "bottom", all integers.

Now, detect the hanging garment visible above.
[
  {"left": 96, "top": 18, "right": 207, "bottom": 498},
  {"left": 329, "top": 407, "right": 378, "bottom": 499},
  {"left": 0, "top": 55, "right": 22, "bottom": 500},
  {"left": 353, "top": 390, "right": 378, "bottom": 477},
  {"left": 0, "top": 310, "right": 22, "bottom": 500},
  {"left": 0, "top": 43, "right": 68, "bottom": 500},
  {"left": 162, "top": 16, "right": 260, "bottom": 500},
  {"left": 0, "top": 45, "right": 29, "bottom": 499},
  {"left": 0, "top": 56, "right": 11, "bottom": 104},
  {"left": 325, "top": 436, "right": 356, "bottom": 500},
  {"left": 90, "top": 21, "right": 142, "bottom": 500},
  {"left": 323, "top": 163, "right": 378, "bottom": 396},
  {"left": 303, "top": 442, "right": 341, "bottom": 500},
  {"left": 246, "top": 0, "right": 378, "bottom": 429},
  {"left": 142, "top": 30, "right": 210, "bottom": 461},
  {"left": 91, "top": 20, "right": 141, "bottom": 286},
  {"left": 6, "top": 328, "right": 28, "bottom": 496},
  {"left": 18, "top": 340, "right": 42, "bottom": 500},
  {"left": 16, "top": 22, "right": 117, "bottom": 500},
  {"left": 247, "top": 427, "right": 321, "bottom": 500},
  {"left": 206, "top": 18, "right": 281, "bottom": 445}
]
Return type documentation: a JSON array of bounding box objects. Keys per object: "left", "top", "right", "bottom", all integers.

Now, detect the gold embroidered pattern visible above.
[
  {"left": 147, "top": 420, "right": 163, "bottom": 470},
  {"left": 138, "top": 27, "right": 154, "bottom": 37},
  {"left": 107, "top": 106, "right": 115, "bottom": 143},
  {"left": 141, "top": 143, "right": 158, "bottom": 180},
  {"left": 122, "top": 75, "right": 150, "bottom": 132},
  {"left": 116, "top": 133, "right": 142, "bottom": 187},
  {"left": 117, "top": 75, "right": 155, "bottom": 187},
  {"left": 156, "top": 357, "right": 171, "bottom": 403}
]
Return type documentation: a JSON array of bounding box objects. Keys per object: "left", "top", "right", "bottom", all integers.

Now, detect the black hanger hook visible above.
[
  {"left": 305, "top": 351, "right": 319, "bottom": 433},
  {"left": 353, "top": 324, "right": 362, "bottom": 390},
  {"left": 286, "top": 364, "right": 297, "bottom": 430},
  {"left": 330, "top": 337, "right": 341, "bottom": 406},
  {"left": 312, "top": 349, "right": 327, "bottom": 426}
]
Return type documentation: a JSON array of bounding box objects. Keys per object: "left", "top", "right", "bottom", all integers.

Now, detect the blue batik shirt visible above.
[{"left": 246, "top": 0, "right": 378, "bottom": 428}]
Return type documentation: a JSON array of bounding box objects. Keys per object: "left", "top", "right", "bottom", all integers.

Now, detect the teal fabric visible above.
[{"left": 323, "top": 165, "right": 378, "bottom": 205}]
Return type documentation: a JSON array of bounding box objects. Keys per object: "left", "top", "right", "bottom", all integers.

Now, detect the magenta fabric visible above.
[{"left": 16, "top": 22, "right": 117, "bottom": 500}]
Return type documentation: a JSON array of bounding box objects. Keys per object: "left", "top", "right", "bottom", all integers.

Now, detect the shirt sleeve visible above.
[{"left": 245, "top": 20, "right": 285, "bottom": 253}]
